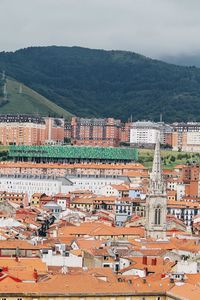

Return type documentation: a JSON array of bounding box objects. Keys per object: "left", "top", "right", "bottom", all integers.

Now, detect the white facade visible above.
[
  {"left": 130, "top": 121, "right": 160, "bottom": 145},
  {"left": 41, "top": 249, "right": 82, "bottom": 267},
  {"left": 167, "top": 180, "right": 186, "bottom": 201},
  {"left": 167, "top": 206, "right": 200, "bottom": 226},
  {"left": 115, "top": 199, "right": 133, "bottom": 226},
  {"left": 176, "top": 261, "right": 198, "bottom": 274},
  {"left": 100, "top": 185, "right": 121, "bottom": 197},
  {"left": 57, "top": 199, "right": 68, "bottom": 210},
  {"left": 0, "top": 176, "right": 72, "bottom": 202},
  {"left": 69, "top": 177, "right": 125, "bottom": 195},
  {"left": 187, "top": 131, "right": 200, "bottom": 146},
  {"left": 177, "top": 183, "right": 186, "bottom": 201}
]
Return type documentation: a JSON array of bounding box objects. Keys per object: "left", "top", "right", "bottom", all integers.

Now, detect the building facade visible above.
[
  {"left": 44, "top": 117, "right": 65, "bottom": 144},
  {"left": 0, "top": 115, "right": 65, "bottom": 146},
  {"left": 130, "top": 121, "right": 161, "bottom": 147},
  {"left": 71, "top": 117, "right": 121, "bottom": 147},
  {"left": 0, "top": 114, "right": 46, "bottom": 145},
  {"left": 171, "top": 122, "right": 200, "bottom": 151}
]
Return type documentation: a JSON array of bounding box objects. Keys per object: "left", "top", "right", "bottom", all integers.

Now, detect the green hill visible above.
[
  {"left": 1, "top": 46, "right": 200, "bottom": 122},
  {"left": 0, "top": 77, "right": 72, "bottom": 119}
]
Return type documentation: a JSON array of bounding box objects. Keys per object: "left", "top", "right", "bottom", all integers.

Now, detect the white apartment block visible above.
[
  {"left": 167, "top": 205, "right": 200, "bottom": 226},
  {"left": 0, "top": 174, "right": 129, "bottom": 203},
  {"left": 69, "top": 176, "right": 127, "bottom": 195},
  {"left": 0, "top": 175, "right": 72, "bottom": 201},
  {"left": 130, "top": 121, "right": 160, "bottom": 146}
]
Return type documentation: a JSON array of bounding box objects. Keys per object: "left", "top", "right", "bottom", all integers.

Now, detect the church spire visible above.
[
  {"left": 149, "top": 137, "right": 165, "bottom": 195},
  {"left": 145, "top": 136, "right": 167, "bottom": 239}
]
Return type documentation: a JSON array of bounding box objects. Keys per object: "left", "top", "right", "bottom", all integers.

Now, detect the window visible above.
[
  {"left": 42, "top": 249, "right": 48, "bottom": 254},
  {"left": 155, "top": 206, "right": 161, "bottom": 225}
]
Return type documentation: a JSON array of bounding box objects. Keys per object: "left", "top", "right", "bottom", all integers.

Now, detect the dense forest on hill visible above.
[
  {"left": 0, "top": 76, "right": 4, "bottom": 97},
  {"left": 0, "top": 46, "right": 200, "bottom": 121},
  {"left": 162, "top": 53, "right": 200, "bottom": 68}
]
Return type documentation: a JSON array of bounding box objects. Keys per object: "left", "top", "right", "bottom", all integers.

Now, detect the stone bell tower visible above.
[{"left": 145, "top": 138, "right": 167, "bottom": 239}]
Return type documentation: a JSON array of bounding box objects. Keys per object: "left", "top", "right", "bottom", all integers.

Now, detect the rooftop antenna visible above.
[
  {"left": 130, "top": 114, "right": 133, "bottom": 123},
  {"left": 160, "top": 113, "right": 163, "bottom": 123}
]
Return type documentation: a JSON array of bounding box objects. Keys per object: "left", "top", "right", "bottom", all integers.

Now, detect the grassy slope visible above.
[
  {"left": 0, "top": 78, "right": 72, "bottom": 120},
  {"left": 139, "top": 148, "right": 200, "bottom": 169}
]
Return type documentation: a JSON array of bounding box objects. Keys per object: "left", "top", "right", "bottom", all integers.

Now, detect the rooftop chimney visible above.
[
  {"left": 142, "top": 256, "right": 147, "bottom": 265},
  {"left": 33, "top": 269, "right": 38, "bottom": 282}
]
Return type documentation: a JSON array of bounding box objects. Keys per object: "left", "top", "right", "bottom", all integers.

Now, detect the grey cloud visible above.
[{"left": 0, "top": 0, "right": 200, "bottom": 58}]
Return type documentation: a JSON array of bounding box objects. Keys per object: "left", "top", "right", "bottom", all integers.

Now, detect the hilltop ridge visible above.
[{"left": 0, "top": 46, "right": 200, "bottom": 121}]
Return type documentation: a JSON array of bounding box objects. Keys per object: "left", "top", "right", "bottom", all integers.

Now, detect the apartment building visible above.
[
  {"left": 172, "top": 122, "right": 200, "bottom": 151},
  {"left": 69, "top": 176, "right": 128, "bottom": 195},
  {"left": 0, "top": 162, "right": 146, "bottom": 178},
  {"left": 120, "top": 122, "right": 132, "bottom": 143},
  {"left": 0, "top": 114, "right": 65, "bottom": 146},
  {"left": 130, "top": 121, "right": 173, "bottom": 147},
  {"left": 167, "top": 199, "right": 200, "bottom": 226},
  {"left": 0, "top": 114, "right": 46, "bottom": 145},
  {"left": 0, "top": 191, "right": 28, "bottom": 207},
  {"left": 44, "top": 117, "right": 65, "bottom": 144},
  {"left": 71, "top": 117, "right": 121, "bottom": 146},
  {"left": 64, "top": 121, "right": 72, "bottom": 139},
  {"left": 0, "top": 175, "right": 73, "bottom": 201},
  {"left": 130, "top": 121, "right": 161, "bottom": 147}
]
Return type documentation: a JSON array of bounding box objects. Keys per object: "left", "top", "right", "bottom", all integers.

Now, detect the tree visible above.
[{"left": 170, "top": 156, "right": 176, "bottom": 162}]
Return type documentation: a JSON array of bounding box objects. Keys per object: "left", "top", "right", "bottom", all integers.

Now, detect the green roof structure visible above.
[{"left": 8, "top": 145, "right": 138, "bottom": 162}]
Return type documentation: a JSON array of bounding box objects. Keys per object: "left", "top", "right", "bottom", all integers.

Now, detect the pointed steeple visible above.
[{"left": 149, "top": 136, "right": 165, "bottom": 195}]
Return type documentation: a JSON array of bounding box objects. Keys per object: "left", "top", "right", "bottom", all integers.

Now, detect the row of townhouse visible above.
[
  {"left": 167, "top": 199, "right": 200, "bottom": 227},
  {"left": 0, "top": 161, "right": 148, "bottom": 178}
]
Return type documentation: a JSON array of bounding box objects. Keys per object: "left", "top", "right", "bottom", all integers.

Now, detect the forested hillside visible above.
[
  {"left": 0, "top": 77, "right": 3, "bottom": 97},
  {"left": 0, "top": 46, "right": 200, "bottom": 121},
  {"left": 162, "top": 53, "right": 200, "bottom": 68}
]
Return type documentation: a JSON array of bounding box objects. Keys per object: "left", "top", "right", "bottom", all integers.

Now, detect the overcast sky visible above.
[{"left": 0, "top": 0, "right": 200, "bottom": 58}]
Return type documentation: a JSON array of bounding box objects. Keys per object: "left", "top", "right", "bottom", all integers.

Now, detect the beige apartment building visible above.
[
  {"left": 171, "top": 122, "right": 200, "bottom": 151},
  {"left": 0, "top": 114, "right": 65, "bottom": 145}
]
